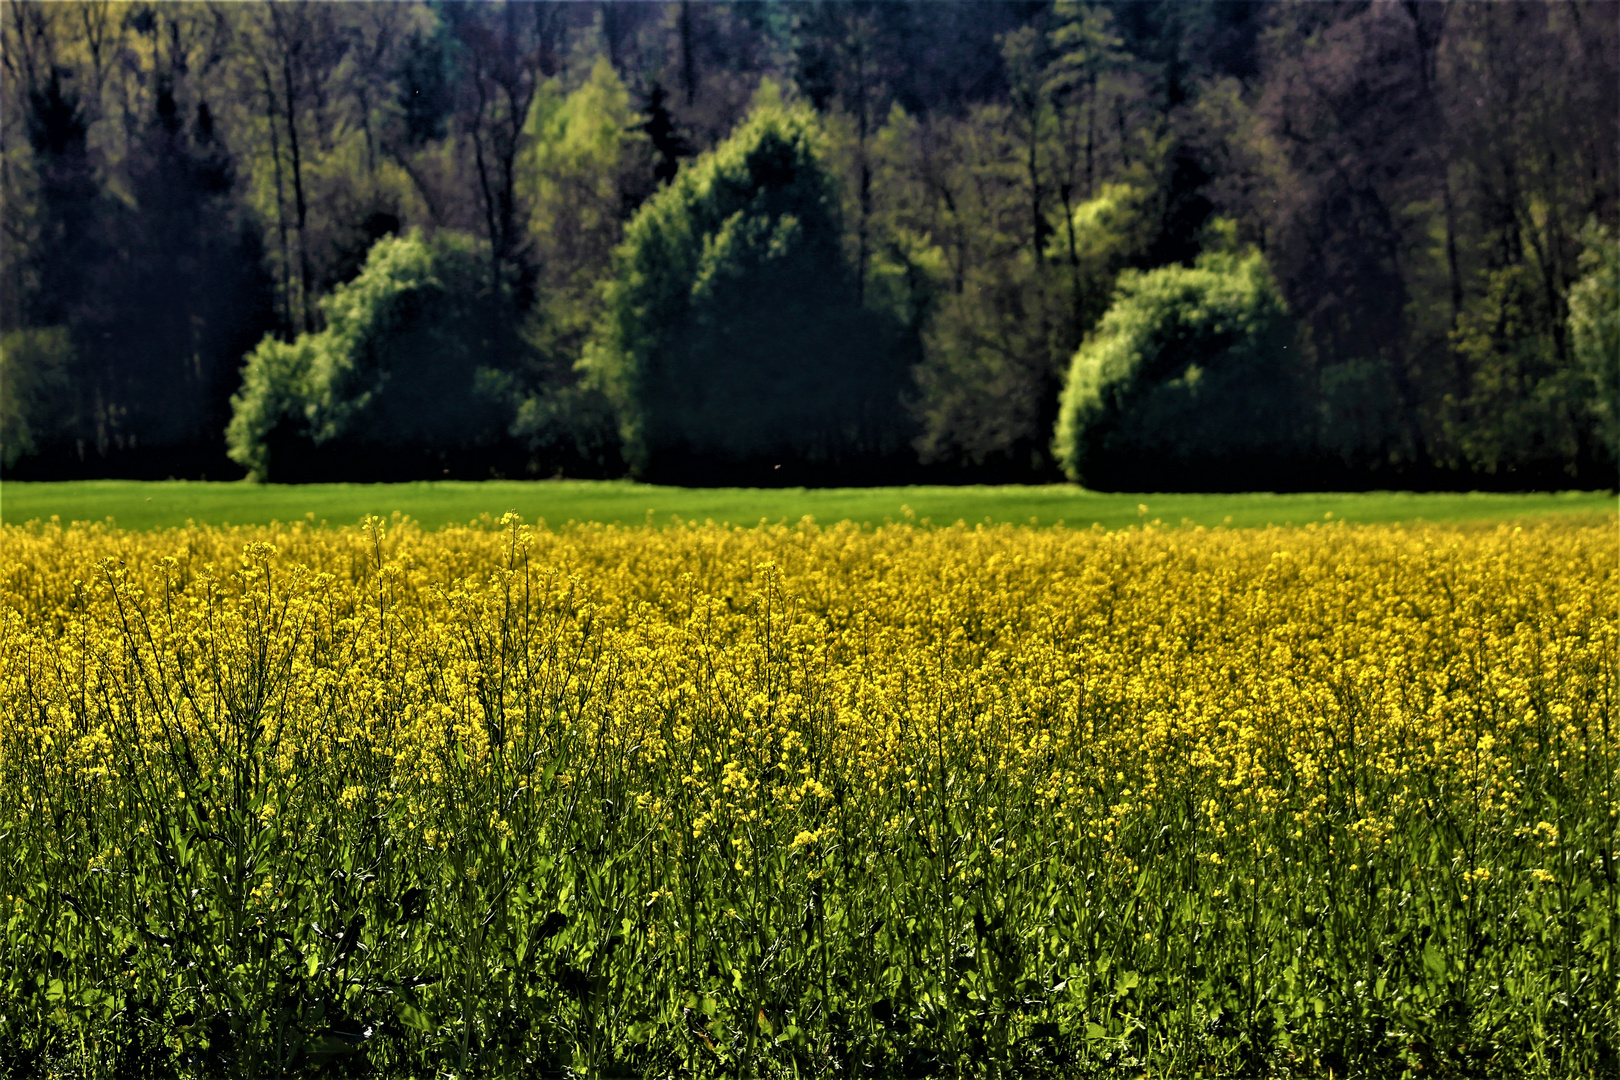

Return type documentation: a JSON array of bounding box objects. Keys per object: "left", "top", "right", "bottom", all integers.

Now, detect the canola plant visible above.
[{"left": 0, "top": 515, "right": 1614, "bottom": 1078}]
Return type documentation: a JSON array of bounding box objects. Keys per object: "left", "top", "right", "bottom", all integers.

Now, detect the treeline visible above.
[{"left": 1, "top": 1, "right": 1615, "bottom": 489}]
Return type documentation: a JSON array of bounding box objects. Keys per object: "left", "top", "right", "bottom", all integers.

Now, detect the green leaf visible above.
[
  {"left": 1422, "top": 942, "right": 1445, "bottom": 979},
  {"left": 395, "top": 1002, "right": 432, "bottom": 1033}
]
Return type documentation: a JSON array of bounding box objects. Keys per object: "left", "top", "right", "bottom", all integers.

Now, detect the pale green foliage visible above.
[
  {"left": 1446, "top": 260, "right": 1591, "bottom": 476},
  {"left": 505, "top": 59, "right": 651, "bottom": 474},
  {"left": 227, "top": 230, "right": 503, "bottom": 480},
  {"left": 225, "top": 337, "right": 320, "bottom": 482},
  {"left": 893, "top": 93, "right": 1158, "bottom": 471},
  {"left": 1568, "top": 219, "right": 1619, "bottom": 458},
  {"left": 1053, "top": 250, "right": 1303, "bottom": 489},
  {"left": 1044, "top": 0, "right": 1125, "bottom": 89},
  {"left": 1058, "top": 183, "right": 1149, "bottom": 268},
  {"left": 0, "top": 328, "right": 73, "bottom": 469},
  {"left": 865, "top": 226, "right": 948, "bottom": 336},
  {"left": 522, "top": 57, "right": 651, "bottom": 359}
]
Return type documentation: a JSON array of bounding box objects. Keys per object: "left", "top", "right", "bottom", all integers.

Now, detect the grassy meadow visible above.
[
  {"left": 0, "top": 509, "right": 1615, "bottom": 1078},
  {"left": 1, "top": 478, "right": 1614, "bottom": 532}
]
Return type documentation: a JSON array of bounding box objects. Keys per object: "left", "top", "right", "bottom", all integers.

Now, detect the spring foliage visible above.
[
  {"left": 1053, "top": 251, "right": 1305, "bottom": 490},
  {"left": 0, "top": 328, "right": 73, "bottom": 469},
  {"left": 0, "top": 515, "right": 1614, "bottom": 1076},
  {"left": 1568, "top": 220, "right": 1620, "bottom": 460},
  {"left": 226, "top": 230, "right": 506, "bottom": 481},
  {"left": 584, "top": 99, "right": 911, "bottom": 482}
]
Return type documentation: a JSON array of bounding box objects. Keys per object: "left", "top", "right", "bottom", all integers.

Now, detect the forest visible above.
[{"left": 2, "top": 0, "right": 1616, "bottom": 490}]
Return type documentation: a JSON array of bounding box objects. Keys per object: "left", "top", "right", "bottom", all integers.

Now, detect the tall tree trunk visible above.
[
  {"left": 679, "top": 1, "right": 696, "bottom": 107},
  {"left": 470, "top": 76, "right": 501, "bottom": 294},
  {"left": 1027, "top": 109, "right": 1043, "bottom": 260},
  {"left": 1061, "top": 178, "right": 1082, "bottom": 339},
  {"left": 280, "top": 50, "right": 312, "bottom": 331},
  {"left": 853, "top": 22, "right": 871, "bottom": 307},
  {"left": 1084, "top": 72, "right": 1096, "bottom": 198},
  {"left": 258, "top": 64, "right": 292, "bottom": 335}
]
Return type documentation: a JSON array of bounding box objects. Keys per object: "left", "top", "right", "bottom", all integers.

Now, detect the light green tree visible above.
[
  {"left": 1444, "top": 261, "right": 1592, "bottom": 479},
  {"left": 522, "top": 57, "right": 654, "bottom": 363},
  {"left": 1053, "top": 249, "right": 1305, "bottom": 490},
  {"left": 227, "top": 230, "right": 509, "bottom": 480},
  {"left": 504, "top": 58, "right": 652, "bottom": 475},
  {"left": 1568, "top": 219, "right": 1619, "bottom": 461}
]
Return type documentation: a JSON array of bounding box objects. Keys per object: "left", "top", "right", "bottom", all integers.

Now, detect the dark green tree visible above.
[
  {"left": 583, "top": 98, "right": 912, "bottom": 483},
  {"left": 227, "top": 229, "right": 513, "bottom": 481},
  {"left": 0, "top": 327, "right": 72, "bottom": 470},
  {"left": 9, "top": 65, "right": 107, "bottom": 469},
  {"left": 1053, "top": 248, "right": 1307, "bottom": 490},
  {"left": 95, "top": 85, "right": 273, "bottom": 475}
]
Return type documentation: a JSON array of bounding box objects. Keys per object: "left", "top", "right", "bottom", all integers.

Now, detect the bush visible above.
[
  {"left": 582, "top": 96, "right": 911, "bottom": 484},
  {"left": 227, "top": 230, "right": 512, "bottom": 481},
  {"left": 1052, "top": 250, "right": 1307, "bottom": 490}
]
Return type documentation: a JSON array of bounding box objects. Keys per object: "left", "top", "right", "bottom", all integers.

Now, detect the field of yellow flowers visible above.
[{"left": 0, "top": 514, "right": 1614, "bottom": 1078}]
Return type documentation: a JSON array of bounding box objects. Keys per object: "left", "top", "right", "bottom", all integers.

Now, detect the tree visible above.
[
  {"left": 4, "top": 2, "right": 1613, "bottom": 486},
  {"left": 583, "top": 97, "right": 910, "bottom": 483},
  {"left": 1052, "top": 248, "right": 1306, "bottom": 490},
  {"left": 443, "top": 2, "right": 557, "bottom": 304},
  {"left": 1, "top": 3, "right": 273, "bottom": 477},
  {"left": 96, "top": 81, "right": 273, "bottom": 471},
  {"left": 521, "top": 57, "right": 653, "bottom": 373},
  {"left": 506, "top": 56, "right": 652, "bottom": 478},
  {"left": 227, "top": 229, "right": 512, "bottom": 481},
  {"left": 0, "top": 326, "right": 71, "bottom": 469},
  {"left": 1257, "top": 4, "right": 1433, "bottom": 473},
  {"left": 1245, "top": 1, "right": 1616, "bottom": 486},
  {"left": 1566, "top": 220, "right": 1619, "bottom": 466},
  {"left": 1431, "top": 2, "right": 1617, "bottom": 485}
]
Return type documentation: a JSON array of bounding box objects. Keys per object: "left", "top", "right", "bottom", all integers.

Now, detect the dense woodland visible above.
[{"left": 2, "top": 1, "right": 1616, "bottom": 489}]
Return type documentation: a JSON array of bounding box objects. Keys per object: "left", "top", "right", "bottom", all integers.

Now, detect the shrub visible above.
[
  {"left": 583, "top": 96, "right": 911, "bottom": 483},
  {"left": 227, "top": 230, "right": 512, "bottom": 481},
  {"left": 1052, "top": 250, "right": 1306, "bottom": 490}
]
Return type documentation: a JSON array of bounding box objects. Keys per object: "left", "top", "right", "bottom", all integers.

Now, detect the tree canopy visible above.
[
  {"left": 1568, "top": 221, "right": 1619, "bottom": 466},
  {"left": 227, "top": 230, "right": 509, "bottom": 481},
  {"left": 584, "top": 96, "right": 911, "bottom": 483},
  {"left": 2, "top": 1, "right": 1613, "bottom": 489},
  {"left": 1053, "top": 249, "right": 1306, "bottom": 490}
]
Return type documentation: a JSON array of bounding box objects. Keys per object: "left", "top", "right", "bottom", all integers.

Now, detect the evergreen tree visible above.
[
  {"left": 95, "top": 84, "right": 273, "bottom": 473},
  {"left": 638, "top": 83, "right": 692, "bottom": 187}
]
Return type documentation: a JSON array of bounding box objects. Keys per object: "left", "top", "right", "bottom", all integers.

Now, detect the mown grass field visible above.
[
  {"left": 1, "top": 478, "right": 1614, "bottom": 532},
  {"left": 0, "top": 512, "right": 1614, "bottom": 1078}
]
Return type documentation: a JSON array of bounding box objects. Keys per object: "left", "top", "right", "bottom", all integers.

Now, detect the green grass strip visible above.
[{"left": 1, "top": 478, "right": 1614, "bottom": 532}]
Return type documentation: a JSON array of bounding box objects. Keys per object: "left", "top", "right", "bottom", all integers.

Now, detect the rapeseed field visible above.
[{"left": 0, "top": 515, "right": 1613, "bottom": 1078}]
